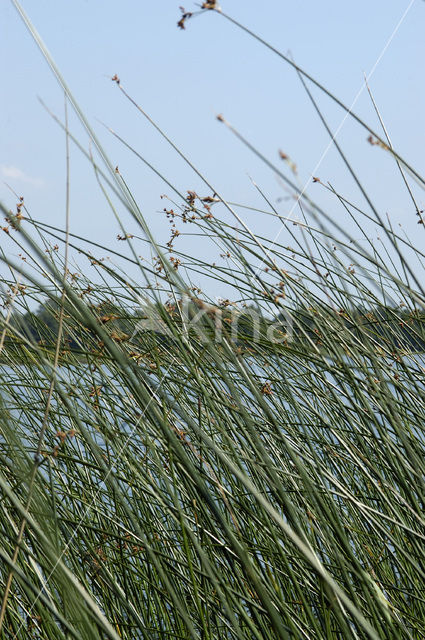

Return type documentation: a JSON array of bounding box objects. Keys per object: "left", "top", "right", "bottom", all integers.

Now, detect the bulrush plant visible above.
[{"left": 1, "top": 2, "right": 425, "bottom": 639}]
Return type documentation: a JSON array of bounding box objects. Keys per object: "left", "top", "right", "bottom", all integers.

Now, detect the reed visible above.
[{"left": 1, "top": 3, "right": 425, "bottom": 638}]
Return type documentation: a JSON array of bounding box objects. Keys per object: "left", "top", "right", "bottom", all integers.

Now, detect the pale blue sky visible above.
[{"left": 1, "top": 1, "right": 424, "bottom": 297}]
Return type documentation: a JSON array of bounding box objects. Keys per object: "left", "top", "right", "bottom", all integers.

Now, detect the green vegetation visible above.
[
  {"left": 7, "top": 298, "right": 425, "bottom": 355},
  {"left": 1, "top": 3, "right": 425, "bottom": 639}
]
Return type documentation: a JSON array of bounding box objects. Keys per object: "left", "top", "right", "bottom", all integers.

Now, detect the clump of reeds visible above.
[{"left": 1, "top": 3, "right": 425, "bottom": 639}]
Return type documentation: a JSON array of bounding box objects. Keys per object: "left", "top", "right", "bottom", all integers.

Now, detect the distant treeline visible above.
[{"left": 5, "top": 298, "right": 425, "bottom": 354}]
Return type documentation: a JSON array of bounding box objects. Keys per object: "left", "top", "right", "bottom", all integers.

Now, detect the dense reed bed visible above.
[{"left": 1, "top": 3, "right": 425, "bottom": 638}]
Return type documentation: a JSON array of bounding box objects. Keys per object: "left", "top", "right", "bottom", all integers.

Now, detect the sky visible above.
[{"left": 1, "top": 0, "right": 425, "bottom": 302}]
